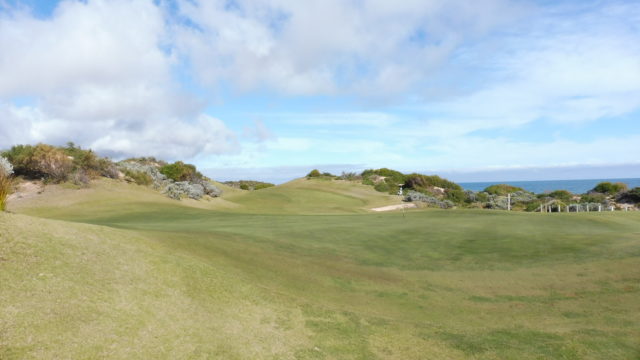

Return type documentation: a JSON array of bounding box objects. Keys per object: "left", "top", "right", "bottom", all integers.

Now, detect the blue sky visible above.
[{"left": 0, "top": 0, "right": 639, "bottom": 183}]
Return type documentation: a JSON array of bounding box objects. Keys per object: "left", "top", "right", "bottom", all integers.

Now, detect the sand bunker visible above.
[{"left": 370, "top": 203, "right": 416, "bottom": 212}]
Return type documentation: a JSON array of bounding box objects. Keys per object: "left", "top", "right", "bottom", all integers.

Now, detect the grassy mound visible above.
[
  {"left": 223, "top": 178, "right": 399, "bottom": 214},
  {"left": 1, "top": 179, "right": 640, "bottom": 359}
]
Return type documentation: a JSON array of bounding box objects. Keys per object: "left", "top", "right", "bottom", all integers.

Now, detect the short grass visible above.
[{"left": 1, "top": 179, "right": 639, "bottom": 359}]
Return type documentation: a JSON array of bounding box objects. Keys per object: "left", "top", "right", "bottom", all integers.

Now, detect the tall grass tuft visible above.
[
  {"left": 0, "top": 156, "right": 13, "bottom": 211},
  {"left": 0, "top": 174, "right": 11, "bottom": 211}
]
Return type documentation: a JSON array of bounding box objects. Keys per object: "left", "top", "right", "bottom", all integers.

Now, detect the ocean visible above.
[{"left": 459, "top": 178, "right": 640, "bottom": 194}]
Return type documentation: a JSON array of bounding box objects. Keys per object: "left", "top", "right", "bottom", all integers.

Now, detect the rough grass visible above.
[{"left": 1, "top": 179, "right": 639, "bottom": 359}]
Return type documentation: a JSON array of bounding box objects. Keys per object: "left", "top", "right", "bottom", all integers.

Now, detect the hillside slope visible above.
[
  {"left": 11, "top": 177, "right": 401, "bottom": 220},
  {"left": 2, "top": 179, "right": 640, "bottom": 359},
  {"left": 0, "top": 212, "right": 314, "bottom": 359},
  {"left": 224, "top": 178, "right": 400, "bottom": 214}
]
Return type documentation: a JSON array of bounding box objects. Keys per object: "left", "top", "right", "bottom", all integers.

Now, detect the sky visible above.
[{"left": 0, "top": 0, "right": 639, "bottom": 183}]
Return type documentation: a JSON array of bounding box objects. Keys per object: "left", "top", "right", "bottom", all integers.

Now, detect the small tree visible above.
[{"left": 306, "top": 169, "right": 321, "bottom": 178}]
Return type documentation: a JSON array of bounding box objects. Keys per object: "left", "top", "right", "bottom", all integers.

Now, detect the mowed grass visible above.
[{"left": 1, "top": 179, "right": 640, "bottom": 359}]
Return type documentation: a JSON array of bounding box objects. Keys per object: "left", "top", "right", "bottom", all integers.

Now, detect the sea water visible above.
[{"left": 459, "top": 178, "right": 640, "bottom": 194}]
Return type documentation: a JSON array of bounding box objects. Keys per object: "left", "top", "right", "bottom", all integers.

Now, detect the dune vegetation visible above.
[{"left": 1, "top": 174, "right": 639, "bottom": 359}]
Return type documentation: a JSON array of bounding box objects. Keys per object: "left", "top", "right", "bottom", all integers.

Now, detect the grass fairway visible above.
[{"left": 1, "top": 179, "right": 640, "bottom": 359}]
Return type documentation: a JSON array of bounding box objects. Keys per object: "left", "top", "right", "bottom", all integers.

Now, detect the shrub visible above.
[
  {"left": 592, "top": 182, "right": 628, "bottom": 195},
  {"left": 0, "top": 156, "right": 14, "bottom": 177},
  {"left": 124, "top": 169, "right": 153, "bottom": 186},
  {"left": 483, "top": 184, "right": 525, "bottom": 196},
  {"left": 445, "top": 189, "right": 467, "bottom": 204},
  {"left": 118, "top": 161, "right": 168, "bottom": 189},
  {"left": 253, "top": 182, "right": 274, "bottom": 190},
  {"left": 71, "top": 169, "right": 90, "bottom": 187},
  {"left": 405, "top": 191, "right": 455, "bottom": 209},
  {"left": 63, "top": 142, "right": 100, "bottom": 172},
  {"left": 617, "top": 187, "right": 640, "bottom": 204},
  {"left": 404, "top": 173, "right": 461, "bottom": 191},
  {"left": 374, "top": 182, "right": 390, "bottom": 193},
  {"left": 546, "top": 190, "right": 572, "bottom": 202},
  {"left": 124, "top": 156, "right": 167, "bottom": 166},
  {"left": 34, "top": 144, "right": 73, "bottom": 181},
  {"left": 580, "top": 192, "right": 606, "bottom": 203},
  {"left": 307, "top": 169, "right": 321, "bottom": 178},
  {"left": 97, "top": 158, "right": 119, "bottom": 179},
  {"left": 224, "top": 180, "right": 273, "bottom": 191},
  {"left": 3, "top": 144, "right": 73, "bottom": 182},
  {"left": 362, "top": 168, "right": 405, "bottom": 187},
  {"left": 511, "top": 191, "right": 536, "bottom": 203},
  {"left": 165, "top": 181, "right": 205, "bottom": 200},
  {"left": 2, "top": 144, "right": 36, "bottom": 177},
  {"left": 485, "top": 196, "right": 509, "bottom": 210},
  {"left": 159, "top": 161, "right": 199, "bottom": 182},
  {"left": 339, "top": 171, "right": 360, "bottom": 181},
  {"left": 525, "top": 200, "right": 543, "bottom": 212}
]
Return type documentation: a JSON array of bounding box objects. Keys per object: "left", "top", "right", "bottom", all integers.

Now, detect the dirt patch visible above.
[
  {"left": 370, "top": 203, "right": 417, "bottom": 212},
  {"left": 7, "top": 181, "right": 45, "bottom": 202}
]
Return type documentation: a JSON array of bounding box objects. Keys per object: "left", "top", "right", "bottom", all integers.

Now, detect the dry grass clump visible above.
[
  {"left": 0, "top": 174, "right": 11, "bottom": 211},
  {"left": 0, "top": 156, "right": 14, "bottom": 211}
]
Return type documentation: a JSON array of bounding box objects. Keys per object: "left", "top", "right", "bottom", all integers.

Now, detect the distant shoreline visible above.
[{"left": 459, "top": 178, "right": 640, "bottom": 194}]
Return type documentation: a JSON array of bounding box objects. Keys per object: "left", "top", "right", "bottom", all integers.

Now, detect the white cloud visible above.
[
  {"left": 421, "top": 135, "right": 640, "bottom": 170},
  {"left": 0, "top": 0, "right": 168, "bottom": 96},
  {"left": 266, "top": 112, "right": 399, "bottom": 128},
  {"left": 417, "top": 1, "right": 640, "bottom": 136},
  {"left": 0, "top": 0, "right": 238, "bottom": 159},
  {"left": 173, "top": 0, "right": 526, "bottom": 96}
]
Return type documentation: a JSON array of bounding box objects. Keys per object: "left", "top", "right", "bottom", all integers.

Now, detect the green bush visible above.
[
  {"left": 362, "top": 178, "right": 374, "bottom": 186},
  {"left": 476, "top": 192, "right": 489, "bottom": 203},
  {"left": 525, "top": 200, "right": 543, "bottom": 212},
  {"left": 404, "top": 173, "right": 461, "bottom": 191},
  {"left": 63, "top": 142, "right": 99, "bottom": 171},
  {"left": 160, "top": 161, "right": 199, "bottom": 182},
  {"left": 581, "top": 193, "right": 606, "bottom": 203},
  {"left": 3, "top": 144, "right": 73, "bottom": 182},
  {"left": 2, "top": 144, "right": 36, "bottom": 177},
  {"left": 307, "top": 169, "right": 321, "bottom": 178},
  {"left": 374, "top": 182, "right": 390, "bottom": 193},
  {"left": 224, "top": 180, "right": 275, "bottom": 191},
  {"left": 362, "top": 168, "right": 405, "bottom": 186},
  {"left": 253, "top": 183, "right": 274, "bottom": 190},
  {"left": 483, "top": 184, "right": 525, "bottom": 196},
  {"left": 445, "top": 189, "right": 467, "bottom": 204},
  {"left": 124, "top": 169, "right": 153, "bottom": 186},
  {"left": 546, "top": 190, "right": 572, "bottom": 202},
  {"left": 592, "top": 182, "right": 628, "bottom": 195}
]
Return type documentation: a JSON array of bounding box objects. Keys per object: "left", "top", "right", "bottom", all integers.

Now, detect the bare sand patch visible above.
[{"left": 370, "top": 203, "right": 416, "bottom": 212}]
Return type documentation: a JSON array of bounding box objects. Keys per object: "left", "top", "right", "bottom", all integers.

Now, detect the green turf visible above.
[{"left": 1, "top": 179, "right": 639, "bottom": 359}]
